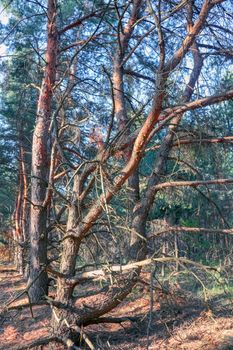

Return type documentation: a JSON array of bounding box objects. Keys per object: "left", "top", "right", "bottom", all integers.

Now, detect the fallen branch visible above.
[
  {"left": 62, "top": 257, "right": 217, "bottom": 285},
  {"left": 150, "top": 226, "right": 233, "bottom": 237},
  {"left": 83, "top": 316, "right": 138, "bottom": 326}
]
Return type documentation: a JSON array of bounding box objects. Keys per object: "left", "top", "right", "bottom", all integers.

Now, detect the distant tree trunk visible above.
[
  {"left": 174, "top": 233, "right": 179, "bottom": 271},
  {"left": 13, "top": 126, "right": 30, "bottom": 275},
  {"left": 28, "top": 0, "right": 57, "bottom": 302},
  {"left": 19, "top": 141, "right": 30, "bottom": 277},
  {"left": 20, "top": 143, "right": 29, "bottom": 243},
  {"left": 111, "top": 0, "right": 141, "bottom": 245},
  {"left": 14, "top": 188, "right": 23, "bottom": 274},
  {"left": 161, "top": 234, "right": 166, "bottom": 277}
]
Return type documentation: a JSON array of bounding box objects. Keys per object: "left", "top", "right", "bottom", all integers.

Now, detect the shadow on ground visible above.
[{"left": 0, "top": 264, "right": 232, "bottom": 350}]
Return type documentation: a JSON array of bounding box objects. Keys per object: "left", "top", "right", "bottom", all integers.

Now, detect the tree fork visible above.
[{"left": 51, "top": 0, "right": 226, "bottom": 334}]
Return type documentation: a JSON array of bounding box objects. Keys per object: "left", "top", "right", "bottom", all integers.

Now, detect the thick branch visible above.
[
  {"left": 159, "top": 89, "right": 233, "bottom": 121},
  {"left": 116, "top": 90, "right": 233, "bottom": 157}
]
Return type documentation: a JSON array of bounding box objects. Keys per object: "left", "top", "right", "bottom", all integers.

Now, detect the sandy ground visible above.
[{"left": 0, "top": 263, "right": 233, "bottom": 350}]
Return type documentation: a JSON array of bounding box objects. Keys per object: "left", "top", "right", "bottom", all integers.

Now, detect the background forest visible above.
[{"left": 0, "top": 0, "right": 233, "bottom": 349}]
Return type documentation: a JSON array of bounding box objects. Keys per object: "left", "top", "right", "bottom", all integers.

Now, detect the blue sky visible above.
[{"left": 0, "top": 5, "right": 9, "bottom": 56}]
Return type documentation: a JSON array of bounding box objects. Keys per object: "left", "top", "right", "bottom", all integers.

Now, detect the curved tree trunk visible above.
[
  {"left": 72, "top": 38, "right": 203, "bottom": 328},
  {"left": 51, "top": 0, "right": 214, "bottom": 337},
  {"left": 52, "top": 0, "right": 144, "bottom": 330}
]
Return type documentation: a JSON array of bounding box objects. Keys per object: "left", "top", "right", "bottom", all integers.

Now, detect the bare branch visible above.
[
  {"left": 59, "top": 7, "right": 109, "bottom": 35},
  {"left": 154, "top": 178, "right": 233, "bottom": 190},
  {"left": 148, "top": 136, "right": 233, "bottom": 151}
]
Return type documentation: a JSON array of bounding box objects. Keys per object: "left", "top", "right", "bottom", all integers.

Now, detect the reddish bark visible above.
[
  {"left": 28, "top": 0, "right": 58, "bottom": 302},
  {"left": 13, "top": 141, "right": 26, "bottom": 274},
  {"left": 51, "top": 0, "right": 232, "bottom": 332}
]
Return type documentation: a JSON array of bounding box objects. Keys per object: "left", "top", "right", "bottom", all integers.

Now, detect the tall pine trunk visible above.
[{"left": 28, "top": 0, "right": 57, "bottom": 302}]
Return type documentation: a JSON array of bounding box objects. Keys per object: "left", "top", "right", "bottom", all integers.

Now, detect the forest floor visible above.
[{"left": 0, "top": 260, "right": 233, "bottom": 350}]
